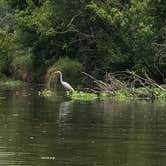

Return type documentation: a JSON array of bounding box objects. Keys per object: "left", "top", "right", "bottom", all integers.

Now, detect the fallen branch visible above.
[{"left": 82, "top": 70, "right": 166, "bottom": 99}]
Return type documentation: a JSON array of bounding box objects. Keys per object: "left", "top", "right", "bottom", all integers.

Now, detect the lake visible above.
[{"left": 0, "top": 86, "right": 166, "bottom": 166}]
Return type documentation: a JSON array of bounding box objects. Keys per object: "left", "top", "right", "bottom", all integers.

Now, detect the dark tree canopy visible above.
[{"left": 0, "top": 0, "right": 165, "bottom": 83}]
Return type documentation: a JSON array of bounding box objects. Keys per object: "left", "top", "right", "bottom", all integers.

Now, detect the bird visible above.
[{"left": 54, "top": 71, "right": 74, "bottom": 92}]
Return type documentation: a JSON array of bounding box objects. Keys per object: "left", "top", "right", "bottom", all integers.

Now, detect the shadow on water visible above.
[{"left": 0, "top": 86, "right": 166, "bottom": 166}]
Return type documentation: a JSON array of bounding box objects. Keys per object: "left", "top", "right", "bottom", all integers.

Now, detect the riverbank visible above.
[
  {"left": 38, "top": 86, "right": 166, "bottom": 101},
  {"left": 0, "top": 75, "right": 165, "bottom": 101}
]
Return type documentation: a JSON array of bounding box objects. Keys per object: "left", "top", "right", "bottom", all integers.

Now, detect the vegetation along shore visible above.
[{"left": 0, "top": 0, "right": 165, "bottom": 100}]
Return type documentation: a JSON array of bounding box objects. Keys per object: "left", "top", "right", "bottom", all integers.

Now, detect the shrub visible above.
[
  {"left": 10, "top": 53, "right": 33, "bottom": 81},
  {"left": 12, "top": 53, "right": 33, "bottom": 70},
  {"left": 0, "top": 51, "right": 8, "bottom": 73},
  {"left": 47, "top": 58, "right": 83, "bottom": 87}
]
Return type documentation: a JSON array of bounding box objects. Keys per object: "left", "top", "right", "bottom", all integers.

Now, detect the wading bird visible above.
[{"left": 54, "top": 71, "right": 74, "bottom": 92}]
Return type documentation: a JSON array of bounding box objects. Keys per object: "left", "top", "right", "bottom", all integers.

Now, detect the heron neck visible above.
[{"left": 59, "top": 72, "right": 63, "bottom": 83}]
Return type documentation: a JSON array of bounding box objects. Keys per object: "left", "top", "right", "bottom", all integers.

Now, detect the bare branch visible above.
[{"left": 66, "top": 12, "right": 82, "bottom": 28}]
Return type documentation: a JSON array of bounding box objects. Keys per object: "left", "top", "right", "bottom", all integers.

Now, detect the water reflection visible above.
[
  {"left": 0, "top": 87, "right": 165, "bottom": 166},
  {"left": 59, "top": 100, "right": 74, "bottom": 120}
]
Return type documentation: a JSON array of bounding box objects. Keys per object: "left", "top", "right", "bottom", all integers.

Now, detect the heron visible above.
[{"left": 54, "top": 71, "right": 74, "bottom": 92}]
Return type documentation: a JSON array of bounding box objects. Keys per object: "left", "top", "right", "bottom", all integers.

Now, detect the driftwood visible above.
[
  {"left": 82, "top": 71, "right": 126, "bottom": 93},
  {"left": 82, "top": 70, "right": 166, "bottom": 98}
]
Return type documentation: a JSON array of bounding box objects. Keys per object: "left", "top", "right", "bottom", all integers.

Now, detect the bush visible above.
[
  {"left": 0, "top": 51, "right": 8, "bottom": 73},
  {"left": 47, "top": 58, "right": 83, "bottom": 87},
  {"left": 10, "top": 53, "right": 33, "bottom": 81},
  {"left": 0, "top": 29, "right": 11, "bottom": 74},
  {"left": 12, "top": 53, "right": 32, "bottom": 70},
  {"left": 0, "top": 28, "right": 20, "bottom": 75}
]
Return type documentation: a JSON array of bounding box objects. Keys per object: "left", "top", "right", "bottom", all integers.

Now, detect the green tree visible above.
[{"left": 3, "top": 0, "right": 165, "bottom": 83}]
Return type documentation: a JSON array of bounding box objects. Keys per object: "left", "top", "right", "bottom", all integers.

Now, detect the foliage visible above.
[
  {"left": 10, "top": 53, "right": 33, "bottom": 81},
  {"left": 86, "top": 1, "right": 154, "bottom": 72},
  {"left": 0, "top": 28, "right": 18, "bottom": 73},
  {"left": 0, "top": 0, "right": 14, "bottom": 32},
  {"left": 12, "top": 53, "right": 32, "bottom": 70},
  {"left": 0, "top": 0, "right": 165, "bottom": 85}
]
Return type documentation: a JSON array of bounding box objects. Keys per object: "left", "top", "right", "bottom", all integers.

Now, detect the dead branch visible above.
[
  {"left": 82, "top": 70, "right": 166, "bottom": 99},
  {"left": 66, "top": 12, "right": 82, "bottom": 28}
]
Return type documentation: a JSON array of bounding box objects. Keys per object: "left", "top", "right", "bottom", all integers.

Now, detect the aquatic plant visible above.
[
  {"left": 38, "top": 88, "right": 97, "bottom": 101},
  {"left": 100, "top": 91, "right": 113, "bottom": 98},
  {"left": 114, "top": 90, "right": 130, "bottom": 100},
  {"left": 158, "top": 91, "right": 166, "bottom": 99},
  {"left": 100, "top": 90, "right": 130, "bottom": 101},
  {"left": 66, "top": 91, "right": 98, "bottom": 101},
  {"left": 38, "top": 89, "right": 54, "bottom": 97},
  {"left": 83, "top": 71, "right": 166, "bottom": 100},
  {"left": 38, "top": 86, "right": 166, "bottom": 101}
]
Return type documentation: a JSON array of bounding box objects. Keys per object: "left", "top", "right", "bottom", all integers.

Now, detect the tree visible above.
[{"left": 3, "top": 0, "right": 165, "bottom": 83}]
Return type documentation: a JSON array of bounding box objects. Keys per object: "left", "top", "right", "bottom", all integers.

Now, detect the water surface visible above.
[{"left": 0, "top": 87, "right": 166, "bottom": 166}]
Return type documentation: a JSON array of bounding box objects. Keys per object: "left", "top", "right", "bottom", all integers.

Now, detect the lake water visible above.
[{"left": 0, "top": 86, "right": 166, "bottom": 166}]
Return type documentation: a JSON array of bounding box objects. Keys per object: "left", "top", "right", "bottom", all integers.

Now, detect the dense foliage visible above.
[{"left": 0, "top": 0, "right": 166, "bottom": 84}]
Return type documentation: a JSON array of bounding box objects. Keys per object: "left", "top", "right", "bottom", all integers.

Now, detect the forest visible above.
[{"left": 0, "top": 0, "right": 166, "bottom": 86}]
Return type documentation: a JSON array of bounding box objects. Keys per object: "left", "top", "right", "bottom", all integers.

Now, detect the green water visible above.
[{"left": 0, "top": 87, "right": 166, "bottom": 166}]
